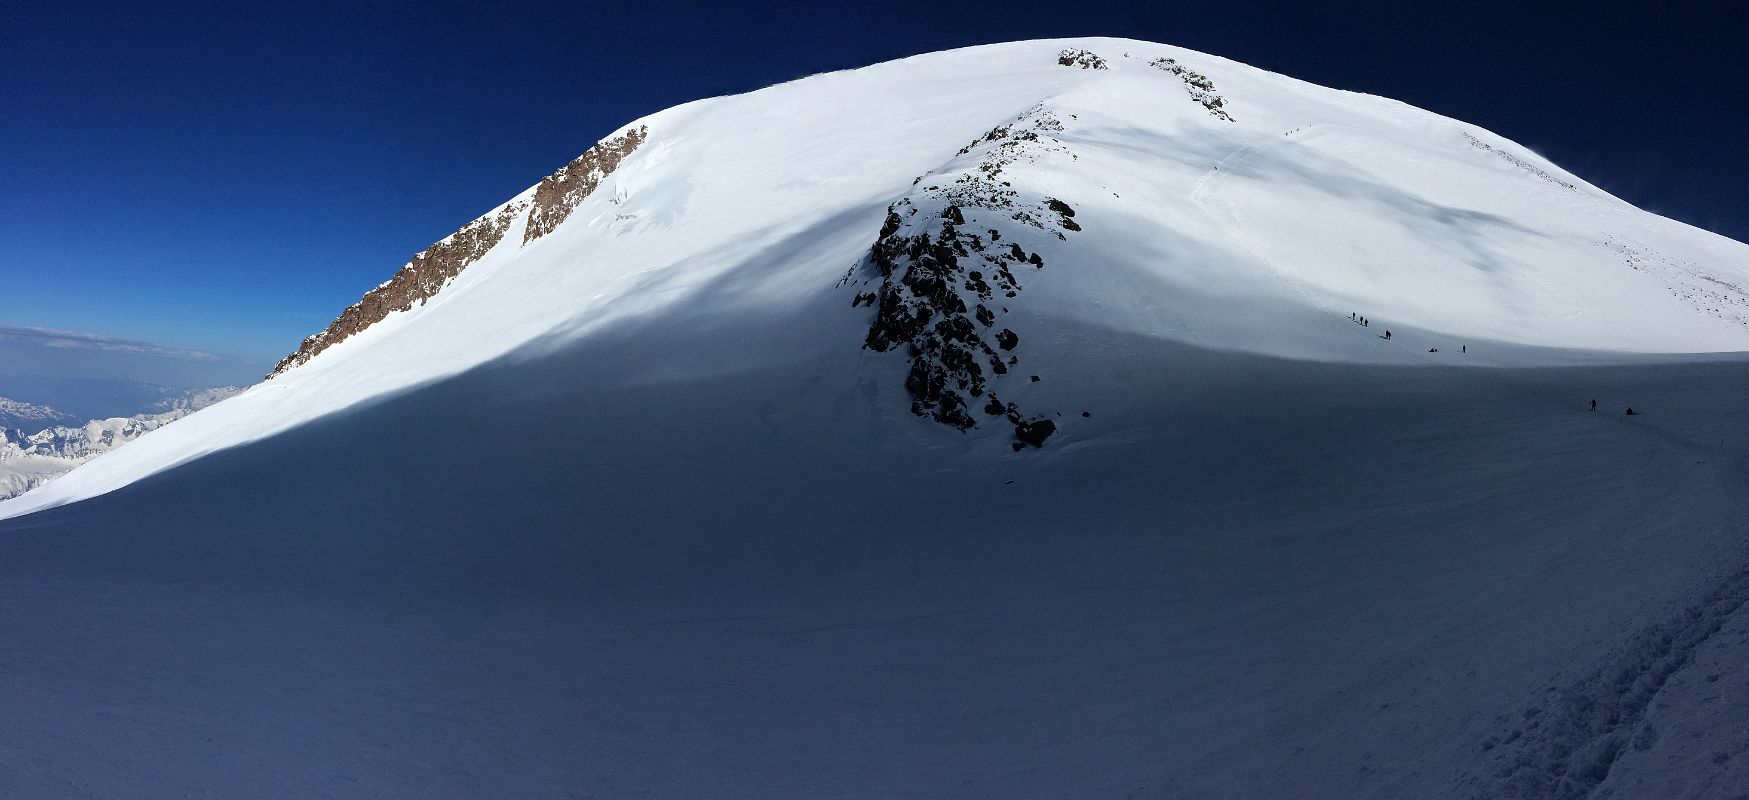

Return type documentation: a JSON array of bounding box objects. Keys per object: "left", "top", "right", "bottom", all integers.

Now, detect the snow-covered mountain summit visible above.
[
  {"left": 7, "top": 37, "right": 1746, "bottom": 518},
  {"left": 3, "top": 39, "right": 1749, "bottom": 798}
]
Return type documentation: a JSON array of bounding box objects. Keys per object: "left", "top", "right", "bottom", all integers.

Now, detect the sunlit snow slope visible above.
[
  {"left": 3, "top": 38, "right": 1749, "bottom": 800},
  {"left": 7, "top": 37, "right": 1746, "bottom": 517}
]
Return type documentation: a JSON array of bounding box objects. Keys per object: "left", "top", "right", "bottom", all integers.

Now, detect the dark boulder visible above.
[{"left": 1014, "top": 418, "right": 1057, "bottom": 448}]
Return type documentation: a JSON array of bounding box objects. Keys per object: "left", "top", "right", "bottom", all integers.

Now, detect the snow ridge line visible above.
[{"left": 1462, "top": 557, "right": 1749, "bottom": 800}]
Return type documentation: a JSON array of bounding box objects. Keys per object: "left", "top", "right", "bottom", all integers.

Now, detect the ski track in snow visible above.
[
  {"left": 1466, "top": 557, "right": 1749, "bottom": 800},
  {"left": 1188, "top": 124, "right": 1336, "bottom": 317}
]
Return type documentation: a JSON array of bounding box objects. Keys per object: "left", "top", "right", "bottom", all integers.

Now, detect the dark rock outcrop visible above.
[
  {"left": 1058, "top": 49, "right": 1109, "bottom": 70},
  {"left": 1014, "top": 418, "right": 1056, "bottom": 448},
  {"left": 852, "top": 105, "right": 1085, "bottom": 448},
  {"left": 1148, "top": 57, "right": 1234, "bottom": 121}
]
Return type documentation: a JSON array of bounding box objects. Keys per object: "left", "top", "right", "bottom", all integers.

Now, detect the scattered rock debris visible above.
[
  {"left": 1603, "top": 234, "right": 1749, "bottom": 331},
  {"left": 1463, "top": 132, "right": 1576, "bottom": 191}
]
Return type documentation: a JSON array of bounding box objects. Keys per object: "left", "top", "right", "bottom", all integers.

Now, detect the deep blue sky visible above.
[{"left": 4, "top": 0, "right": 1746, "bottom": 360}]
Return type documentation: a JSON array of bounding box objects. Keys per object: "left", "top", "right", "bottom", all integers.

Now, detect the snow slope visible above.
[
  {"left": 2, "top": 37, "right": 1747, "bottom": 798},
  {"left": 7, "top": 37, "right": 1747, "bottom": 518}
]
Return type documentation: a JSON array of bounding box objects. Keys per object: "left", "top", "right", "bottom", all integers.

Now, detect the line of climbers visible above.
[
  {"left": 1350, "top": 317, "right": 1639, "bottom": 417},
  {"left": 1351, "top": 312, "right": 1464, "bottom": 352}
]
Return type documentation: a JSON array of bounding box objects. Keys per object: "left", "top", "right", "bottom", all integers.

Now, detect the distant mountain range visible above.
[
  {"left": 0, "top": 387, "right": 240, "bottom": 500},
  {"left": 0, "top": 397, "right": 77, "bottom": 430}
]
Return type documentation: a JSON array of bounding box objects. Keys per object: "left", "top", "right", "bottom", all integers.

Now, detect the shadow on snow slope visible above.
[{"left": 1, "top": 301, "right": 1746, "bottom": 799}]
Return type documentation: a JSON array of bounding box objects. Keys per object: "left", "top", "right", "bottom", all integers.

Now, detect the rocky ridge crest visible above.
[{"left": 268, "top": 126, "right": 648, "bottom": 378}]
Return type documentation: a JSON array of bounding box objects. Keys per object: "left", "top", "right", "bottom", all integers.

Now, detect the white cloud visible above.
[{"left": 0, "top": 326, "right": 220, "bottom": 361}]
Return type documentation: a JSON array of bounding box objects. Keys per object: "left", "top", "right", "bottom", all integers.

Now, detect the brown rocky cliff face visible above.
[
  {"left": 268, "top": 125, "right": 649, "bottom": 379},
  {"left": 524, "top": 125, "right": 647, "bottom": 243}
]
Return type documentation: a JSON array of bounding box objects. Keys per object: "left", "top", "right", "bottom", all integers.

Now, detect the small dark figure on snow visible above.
[
  {"left": 1429, "top": 347, "right": 1438, "bottom": 352},
  {"left": 1589, "top": 399, "right": 1597, "bottom": 412},
  {"left": 1625, "top": 407, "right": 1636, "bottom": 416},
  {"left": 1384, "top": 330, "right": 1392, "bottom": 340},
  {"left": 1462, "top": 345, "right": 1466, "bottom": 353}
]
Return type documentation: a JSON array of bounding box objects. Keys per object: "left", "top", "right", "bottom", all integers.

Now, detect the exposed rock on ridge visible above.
[
  {"left": 1057, "top": 49, "right": 1108, "bottom": 70},
  {"left": 524, "top": 125, "right": 648, "bottom": 242},
  {"left": 1147, "top": 56, "right": 1234, "bottom": 121},
  {"left": 269, "top": 126, "right": 649, "bottom": 378},
  {"left": 1463, "top": 132, "right": 1576, "bottom": 191}
]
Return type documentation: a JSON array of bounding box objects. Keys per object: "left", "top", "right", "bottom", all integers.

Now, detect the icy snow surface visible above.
[{"left": 2, "top": 38, "right": 1748, "bottom": 798}]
